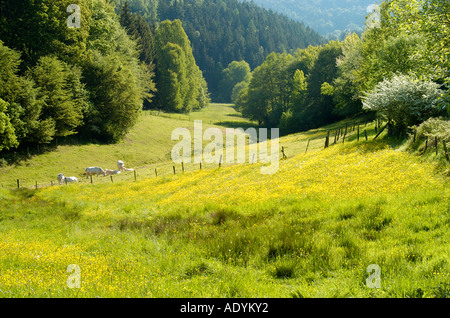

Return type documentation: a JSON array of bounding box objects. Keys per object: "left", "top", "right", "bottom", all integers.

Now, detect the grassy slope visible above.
[
  {"left": 0, "top": 104, "right": 255, "bottom": 187},
  {"left": 0, "top": 104, "right": 449, "bottom": 298}
]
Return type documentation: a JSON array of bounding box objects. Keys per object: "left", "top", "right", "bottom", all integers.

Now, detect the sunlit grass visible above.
[
  {"left": 0, "top": 104, "right": 449, "bottom": 298},
  {"left": 1, "top": 128, "right": 448, "bottom": 297}
]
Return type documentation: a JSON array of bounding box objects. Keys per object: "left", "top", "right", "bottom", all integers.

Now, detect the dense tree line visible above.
[
  {"left": 0, "top": 0, "right": 209, "bottom": 153},
  {"left": 114, "top": 0, "right": 325, "bottom": 101},
  {"left": 118, "top": 3, "right": 208, "bottom": 112},
  {"left": 236, "top": 0, "right": 449, "bottom": 136},
  {"left": 0, "top": 0, "right": 156, "bottom": 152}
]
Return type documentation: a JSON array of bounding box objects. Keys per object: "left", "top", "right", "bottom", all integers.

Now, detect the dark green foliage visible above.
[
  {"left": 81, "top": 51, "right": 145, "bottom": 142},
  {"left": 300, "top": 41, "right": 342, "bottom": 130},
  {"left": 153, "top": 19, "right": 209, "bottom": 113},
  {"left": 240, "top": 0, "right": 449, "bottom": 136},
  {"left": 115, "top": 0, "right": 325, "bottom": 100},
  {"left": 0, "top": 98, "right": 18, "bottom": 151},
  {"left": 118, "top": 1, "right": 157, "bottom": 109},
  {"left": 218, "top": 60, "right": 251, "bottom": 103},
  {"left": 0, "top": 41, "right": 53, "bottom": 146},
  {"left": 0, "top": 0, "right": 155, "bottom": 149},
  {"left": 27, "top": 56, "right": 85, "bottom": 139},
  {"left": 239, "top": 42, "right": 342, "bottom": 133}
]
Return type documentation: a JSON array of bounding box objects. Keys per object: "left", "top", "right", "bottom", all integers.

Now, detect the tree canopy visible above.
[{"left": 237, "top": 0, "right": 449, "bottom": 136}]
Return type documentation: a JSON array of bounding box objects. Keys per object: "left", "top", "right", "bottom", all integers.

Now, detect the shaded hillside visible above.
[
  {"left": 113, "top": 0, "right": 325, "bottom": 100},
  {"left": 248, "top": 0, "right": 376, "bottom": 39}
]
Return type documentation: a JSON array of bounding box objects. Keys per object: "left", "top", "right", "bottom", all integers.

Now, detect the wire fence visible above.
[{"left": 3, "top": 118, "right": 448, "bottom": 191}]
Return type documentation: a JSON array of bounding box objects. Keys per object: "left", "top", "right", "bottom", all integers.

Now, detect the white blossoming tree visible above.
[{"left": 362, "top": 74, "right": 446, "bottom": 137}]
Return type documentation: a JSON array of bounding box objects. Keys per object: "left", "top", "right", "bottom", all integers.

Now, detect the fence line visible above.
[{"left": 6, "top": 119, "right": 447, "bottom": 191}]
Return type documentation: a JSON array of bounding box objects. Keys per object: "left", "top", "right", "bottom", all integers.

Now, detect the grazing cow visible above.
[
  {"left": 105, "top": 169, "right": 121, "bottom": 176},
  {"left": 57, "top": 173, "right": 78, "bottom": 185},
  {"left": 85, "top": 167, "right": 106, "bottom": 177},
  {"left": 57, "top": 173, "right": 64, "bottom": 184}
]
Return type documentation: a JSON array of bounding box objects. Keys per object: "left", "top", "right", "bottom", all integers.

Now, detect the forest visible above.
[
  {"left": 235, "top": 0, "right": 449, "bottom": 136},
  {"left": 0, "top": 0, "right": 159, "bottom": 147},
  {"left": 0, "top": 0, "right": 324, "bottom": 153},
  {"left": 0, "top": 0, "right": 448, "bottom": 153},
  {"left": 113, "top": 0, "right": 325, "bottom": 100}
]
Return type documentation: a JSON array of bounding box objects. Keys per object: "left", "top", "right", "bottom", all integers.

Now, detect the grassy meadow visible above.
[{"left": 0, "top": 104, "right": 449, "bottom": 298}]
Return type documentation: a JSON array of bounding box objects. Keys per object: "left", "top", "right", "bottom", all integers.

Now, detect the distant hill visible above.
[
  {"left": 112, "top": 0, "right": 325, "bottom": 101},
  {"left": 246, "top": 0, "right": 377, "bottom": 39}
]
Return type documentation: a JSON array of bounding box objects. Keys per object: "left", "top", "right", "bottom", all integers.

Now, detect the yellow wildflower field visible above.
[{"left": 0, "top": 139, "right": 449, "bottom": 298}]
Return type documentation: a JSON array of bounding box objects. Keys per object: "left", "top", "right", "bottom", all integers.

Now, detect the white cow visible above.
[
  {"left": 57, "top": 173, "right": 78, "bottom": 185},
  {"left": 85, "top": 167, "right": 106, "bottom": 177},
  {"left": 105, "top": 169, "right": 121, "bottom": 176},
  {"left": 117, "top": 160, "right": 134, "bottom": 172}
]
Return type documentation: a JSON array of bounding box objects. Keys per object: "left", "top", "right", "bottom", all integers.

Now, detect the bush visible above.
[
  {"left": 362, "top": 74, "right": 446, "bottom": 137},
  {"left": 405, "top": 117, "right": 450, "bottom": 153}
]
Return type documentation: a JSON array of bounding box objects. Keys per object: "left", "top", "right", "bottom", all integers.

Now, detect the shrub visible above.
[
  {"left": 362, "top": 74, "right": 446, "bottom": 137},
  {"left": 414, "top": 117, "right": 450, "bottom": 142}
]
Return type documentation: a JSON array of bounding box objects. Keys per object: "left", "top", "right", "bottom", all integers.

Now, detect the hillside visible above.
[
  {"left": 112, "top": 0, "right": 325, "bottom": 100},
  {"left": 248, "top": 0, "right": 376, "bottom": 39},
  {"left": 0, "top": 104, "right": 449, "bottom": 298},
  {"left": 0, "top": 104, "right": 255, "bottom": 188}
]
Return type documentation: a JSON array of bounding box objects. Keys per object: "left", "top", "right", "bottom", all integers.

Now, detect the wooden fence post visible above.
[
  {"left": 134, "top": 170, "right": 137, "bottom": 181},
  {"left": 182, "top": 162, "right": 185, "bottom": 173},
  {"left": 173, "top": 166, "right": 176, "bottom": 175},
  {"left": 305, "top": 139, "right": 310, "bottom": 154},
  {"left": 35, "top": 181, "right": 38, "bottom": 189},
  {"left": 110, "top": 176, "right": 113, "bottom": 183},
  {"left": 373, "top": 123, "right": 388, "bottom": 140},
  {"left": 364, "top": 130, "right": 368, "bottom": 141},
  {"left": 155, "top": 168, "right": 158, "bottom": 177},
  {"left": 219, "top": 154, "right": 223, "bottom": 168},
  {"left": 200, "top": 162, "right": 202, "bottom": 170},
  {"left": 17, "top": 179, "right": 19, "bottom": 189},
  {"left": 357, "top": 126, "right": 360, "bottom": 142}
]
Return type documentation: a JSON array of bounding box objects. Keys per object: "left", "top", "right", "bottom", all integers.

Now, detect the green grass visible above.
[
  {"left": 0, "top": 103, "right": 449, "bottom": 298},
  {"left": 0, "top": 103, "right": 257, "bottom": 188}
]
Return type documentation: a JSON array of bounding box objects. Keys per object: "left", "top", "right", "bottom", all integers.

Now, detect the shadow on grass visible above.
[
  {"left": 214, "top": 120, "right": 262, "bottom": 130},
  {"left": 0, "top": 135, "right": 110, "bottom": 167}
]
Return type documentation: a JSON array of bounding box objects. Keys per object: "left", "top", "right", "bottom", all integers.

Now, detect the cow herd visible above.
[{"left": 57, "top": 160, "right": 134, "bottom": 184}]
